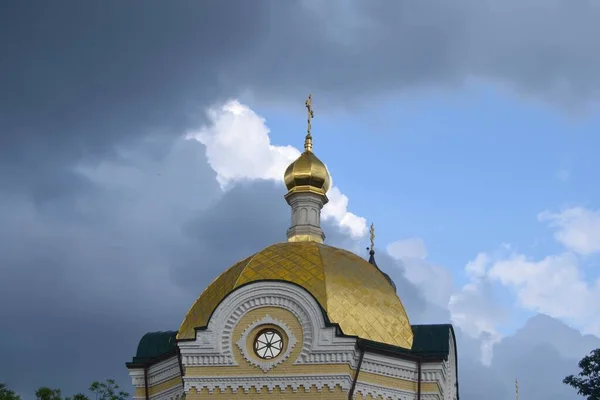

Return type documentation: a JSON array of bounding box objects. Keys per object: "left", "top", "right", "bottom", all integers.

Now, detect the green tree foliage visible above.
[
  {"left": 564, "top": 348, "right": 600, "bottom": 400},
  {"left": 88, "top": 380, "right": 128, "bottom": 400},
  {"left": 22, "top": 379, "right": 129, "bottom": 400},
  {"left": 35, "top": 388, "right": 62, "bottom": 400},
  {"left": 67, "top": 394, "right": 90, "bottom": 400},
  {"left": 0, "top": 383, "right": 21, "bottom": 400},
  {"left": 1, "top": 380, "right": 128, "bottom": 400},
  {"left": 35, "top": 386, "right": 88, "bottom": 400}
]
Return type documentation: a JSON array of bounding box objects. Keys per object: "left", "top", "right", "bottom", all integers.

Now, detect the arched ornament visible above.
[{"left": 178, "top": 281, "right": 358, "bottom": 368}]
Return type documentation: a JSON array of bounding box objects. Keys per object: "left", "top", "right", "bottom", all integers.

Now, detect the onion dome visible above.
[{"left": 283, "top": 133, "right": 331, "bottom": 196}]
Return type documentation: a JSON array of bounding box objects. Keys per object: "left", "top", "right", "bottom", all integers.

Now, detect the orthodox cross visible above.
[
  {"left": 369, "top": 223, "right": 375, "bottom": 251},
  {"left": 515, "top": 379, "right": 519, "bottom": 400},
  {"left": 304, "top": 94, "right": 314, "bottom": 152}
]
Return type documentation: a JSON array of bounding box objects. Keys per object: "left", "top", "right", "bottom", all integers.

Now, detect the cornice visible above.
[
  {"left": 128, "top": 369, "right": 145, "bottom": 388},
  {"left": 148, "top": 356, "right": 181, "bottom": 386},
  {"left": 184, "top": 374, "right": 352, "bottom": 394},
  {"left": 128, "top": 356, "right": 181, "bottom": 391},
  {"left": 150, "top": 384, "right": 183, "bottom": 400},
  {"left": 355, "top": 381, "right": 442, "bottom": 400}
]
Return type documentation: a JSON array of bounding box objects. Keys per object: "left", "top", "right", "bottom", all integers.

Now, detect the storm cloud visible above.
[{"left": 2, "top": 0, "right": 600, "bottom": 188}]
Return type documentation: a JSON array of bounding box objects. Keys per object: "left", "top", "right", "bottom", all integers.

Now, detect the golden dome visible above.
[
  {"left": 283, "top": 147, "right": 331, "bottom": 196},
  {"left": 177, "top": 241, "right": 414, "bottom": 349}
]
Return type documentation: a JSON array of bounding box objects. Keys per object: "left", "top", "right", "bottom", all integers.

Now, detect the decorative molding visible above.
[
  {"left": 184, "top": 374, "right": 353, "bottom": 394},
  {"left": 420, "top": 395, "right": 443, "bottom": 400},
  {"left": 128, "top": 356, "right": 182, "bottom": 394},
  {"left": 420, "top": 368, "right": 443, "bottom": 382},
  {"left": 151, "top": 384, "right": 184, "bottom": 400},
  {"left": 361, "top": 352, "right": 418, "bottom": 381},
  {"left": 148, "top": 356, "right": 181, "bottom": 386},
  {"left": 445, "top": 328, "right": 458, "bottom": 400},
  {"left": 128, "top": 369, "right": 145, "bottom": 388},
  {"left": 355, "top": 381, "right": 441, "bottom": 400},
  {"left": 235, "top": 314, "right": 298, "bottom": 372},
  {"left": 360, "top": 360, "right": 416, "bottom": 381}
]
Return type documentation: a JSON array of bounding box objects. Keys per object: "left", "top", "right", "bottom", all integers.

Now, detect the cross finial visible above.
[
  {"left": 516, "top": 379, "right": 519, "bottom": 400},
  {"left": 369, "top": 223, "right": 375, "bottom": 251},
  {"left": 304, "top": 94, "right": 314, "bottom": 152}
]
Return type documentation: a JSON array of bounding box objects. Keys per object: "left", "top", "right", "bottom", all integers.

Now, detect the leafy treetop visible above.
[
  {"left": 0, "top": 379, "right": 129, "bottom": 400},
  {"left": 564, "top": 348, "right": 600, "bottom": 400},
  {"left": 0, "top": 383, "right": 21, "bottom": 400}
]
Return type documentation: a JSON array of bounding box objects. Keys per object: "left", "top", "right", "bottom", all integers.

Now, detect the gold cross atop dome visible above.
[
  {"left": 283, "top": 94, "right": 331, "bottom": 198},
  {"left": 304, "top": 94, "right": 314, "bottom": 152}
]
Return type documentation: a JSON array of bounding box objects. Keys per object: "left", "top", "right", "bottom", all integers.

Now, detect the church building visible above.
[{"left": 126, "top": 96, "right": 459, "bottom": 400}]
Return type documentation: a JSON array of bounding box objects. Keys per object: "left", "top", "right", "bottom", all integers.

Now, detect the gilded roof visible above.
[{"left": 177, "top": 241, "right": 414, "bottom": 349}]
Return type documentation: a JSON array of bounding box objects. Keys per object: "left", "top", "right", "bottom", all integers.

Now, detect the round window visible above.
[{"left": 253, "top": 328, "right": 284, "bottom": 359}]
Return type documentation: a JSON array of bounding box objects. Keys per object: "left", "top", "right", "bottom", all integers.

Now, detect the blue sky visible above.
[{"left": 261, "top": 85, "right": 596, "bottom": 255}]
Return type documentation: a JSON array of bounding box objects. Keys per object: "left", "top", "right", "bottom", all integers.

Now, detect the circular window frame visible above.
[
  {"left": 253, "top": 327, "right": 285, "bottom": 360},
  {"left": 236, "top": 315, "right": 298, "bottom": 372}
]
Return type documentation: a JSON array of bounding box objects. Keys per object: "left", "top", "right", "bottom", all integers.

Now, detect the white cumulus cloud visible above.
[
  {"left": 487, "top": 251, "right": 600, "bottom": 335},
  {"left": 464, "top": 252, "right": 490, "bottom": 279},
  {"left": 449, "top": 207, "right": 600, "bottom": 361},
  {"left": 387, "top": 237, "right": 428, "bottom": 260},
  {"left": 387, "top": 238, "right": 453, "bottom": 311},
  {"left": 186, "top": 99, "right": 367, "bottom": 238},
  {"left": 539, "top": 206, "right": 600, "bottom": 256},
  {"left": 187, "top": 100, "right": 299, "bottom": 186},
  {"left": 449, "top": 252, "right": 505, "bottom": 365},
  {"left": 387, "top": 238, "right": 504, "bottom": 364}
]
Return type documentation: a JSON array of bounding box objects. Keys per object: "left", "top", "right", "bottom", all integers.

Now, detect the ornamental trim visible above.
[{"left": 183, "top": 373, "right": 353, "bottom": 394}]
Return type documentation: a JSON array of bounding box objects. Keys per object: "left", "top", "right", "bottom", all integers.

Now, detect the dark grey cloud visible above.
[
  {"left": 0, "top": 0, "right": 266, "bottom": 194},
  {"left": 173, "top": 180, "right": 290, "bottom": 291},
  {"left": 2, "top": 1, "right": 600, "bottom": 196},
  {"left": 0, "top": 136, "right": 219, "bottom": 398}
]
